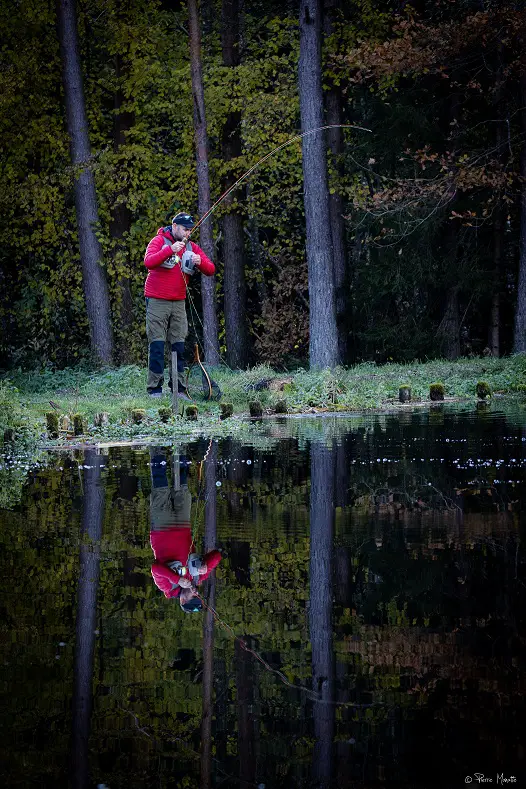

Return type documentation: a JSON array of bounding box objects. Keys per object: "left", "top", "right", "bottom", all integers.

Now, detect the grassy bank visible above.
[{"left": 1, "top": 355, "right": 526, "bottom": 446}]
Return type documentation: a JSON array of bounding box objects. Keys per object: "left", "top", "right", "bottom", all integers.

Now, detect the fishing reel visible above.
[{"left": 181, "top": 245, "right": 196, "bottom": 276}]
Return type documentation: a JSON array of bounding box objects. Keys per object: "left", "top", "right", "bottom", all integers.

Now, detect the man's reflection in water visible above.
[{"left": 149, "top": 447, "right": 222, "bottom": 612}]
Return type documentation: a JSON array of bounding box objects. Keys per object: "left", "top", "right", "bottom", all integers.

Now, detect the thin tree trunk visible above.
[
  {"left": 439, "top": 284, "right": 460, "bottom": 359},
  {"left": 309, "top": 441, "right": 335, "bottom": 788},
  {"left": 57, "top": 0, "right": 113, "bottom": 365},
  {"left": 513, "top": 71, "right": 526, "bottom": 353},
  {"left": 324, "top": 0, "right": 347, "bottom": 362},
  {"left": 490, "top": 57, "right": 506, "bottom": 357},
  {"left": 221, "top": 0, "right": 249, "bottom": 368},
  {"left": 70, "top": 450, "right": 105, "bottom": 789},
  {"left": 299, "top": 0, "right": 339, "bottom": 368},
  {"left": 111, "top": 55, "right": 134, "bottom": 364},
  {"left": 188, "top": 0, "right": 220, "bottom": 366},
  {"left": 490, "top": 209, "right": 503, "bottom": 356},
  {"left": 200, "top": 441, "right": 217, "bottom": 789}
]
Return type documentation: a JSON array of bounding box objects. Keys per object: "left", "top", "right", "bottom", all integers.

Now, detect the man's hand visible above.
[
  {"left": 171, "top": 241, "right": 185, "bottom": 255},
  {"left": 192, "top": 253, "right": 201, "bottom": 268},
  {"left": 197, "top": 564, "right": 208, "bottom": 575},
  {"left": 177, "top": 576, "right": 193, "bottom": 588}
]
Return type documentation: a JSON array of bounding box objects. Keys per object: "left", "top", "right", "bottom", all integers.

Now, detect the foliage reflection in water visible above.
[{"left": 0, "top": 406, "right": 525, "bottom": 788}]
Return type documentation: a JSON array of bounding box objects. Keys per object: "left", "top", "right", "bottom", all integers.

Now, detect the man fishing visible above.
[
  {"left": 143, "top": 212, "right": 216, "bottom": 398},
  {"left": 149, "top": 447, "right": 222, "bottom": 613}
]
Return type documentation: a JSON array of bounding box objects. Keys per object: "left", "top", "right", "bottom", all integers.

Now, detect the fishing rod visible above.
[
  {"left": 183, "top": 123, "right": 372, "bottom": 367},
  {"left": 188, "top": 123, "right": 372, "bottom": 236}
]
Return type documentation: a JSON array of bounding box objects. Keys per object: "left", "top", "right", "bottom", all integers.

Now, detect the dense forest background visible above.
[{"left": 1, "top": 0, "right": 526, "bottom": 371}]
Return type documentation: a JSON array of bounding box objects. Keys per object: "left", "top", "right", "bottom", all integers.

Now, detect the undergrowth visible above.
[{"left": 1, "top": 354, "right": 525, "bottom": 446}]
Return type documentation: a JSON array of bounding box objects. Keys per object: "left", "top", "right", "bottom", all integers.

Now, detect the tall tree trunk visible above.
[
  {"left": 188, "top": 0, "right": 220, "bottom": 366},
  {"left": 490, "top": 57, "right": 506, "bottom": 357},
  {"left": 513, "top": 71, "right": 526, "bottom": 353},
  {"left": 309, "top": 441, "right": 335, "bottom": 788},
  {"left": 299, "top": 0, "right": 339, "bottom": 368},
  {"left": 111, "top": 54, "right": 134, "bottom": 364},
  {"left": 438, "top": 284, "right": 460, "bottom": 360},
  {"left": 57, "top": 0, "right": 113, "bottom": 365},
  {"left": 490, "top": 208, "right": 504, "bottom": 356},
  {"left": 324, "top": 0, "right": 347, "bottom": 362},
  {"left": 69, "top": 450, "right": 105, "bottom": 789},
  {"left": 221, "top": 0, "right": 250, "bottom": 368},
  {"left": 200, "top": 441, "right": 218, "bottom": 789}
]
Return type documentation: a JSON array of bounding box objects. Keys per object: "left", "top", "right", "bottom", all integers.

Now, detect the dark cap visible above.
[
  {"left": 172, "top": 212, "right": 195, "bottom": 229},
  {"left": 181, "top": 597, "right": 203, "bottom": 613}
]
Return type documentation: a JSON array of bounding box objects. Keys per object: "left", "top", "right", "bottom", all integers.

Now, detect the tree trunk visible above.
[
  {"left": 324, "top": 0, "right": 347, "bottom": 362},
  {"left": 221, "top": 0, "right": 250, "bottom": 368},
  {"left": 200, "top": 441, "right": 218, "bottom": 789},
  {"left": 70, "top": 450, "right": 105, "bottom": 789},
  {"left": 299, "top": 0, "right": 339, "bottom": 368},
  {"left": 513, "top": 71, "right": 526, "bottom": 353},
  {"left": 309, "top": 442, "right": 335, "bottom": 788},
  {"left": 490, "top": 208, "right": 503, "bottom": 356},
  {"left": 111, "top": 54, "right": 135, "bottom": 364},
  {"left": 188, "top": 0, "right": 220, "bottom": 366},
  {"left": 490, "top": 59, "right": 506, "bottom": 357},
  {"left": 439, "top": 284, "right": 461, "bottom": 360},
  {"left": 57, "top": 0, "right": 113, "bottom": 366}
]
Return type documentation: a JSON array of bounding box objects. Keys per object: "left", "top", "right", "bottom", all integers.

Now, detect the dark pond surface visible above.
[{"left": 1, "top": 404, "right": 526, "bottom": 788}]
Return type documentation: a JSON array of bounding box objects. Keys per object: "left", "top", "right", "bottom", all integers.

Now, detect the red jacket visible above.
[
  {"left": 150, "top": 526, "right": 222, "bottom": 598},
  {"left": 144, "top": 227, "right": 215, "bottom": 300}
]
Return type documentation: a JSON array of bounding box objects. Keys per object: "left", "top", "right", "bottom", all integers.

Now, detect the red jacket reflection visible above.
[{"left": 150, "top": 527, "right": 222, "bottom": 599}]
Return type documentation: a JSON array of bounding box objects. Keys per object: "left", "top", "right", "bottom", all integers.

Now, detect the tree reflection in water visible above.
[
  {"left": 2, "top": 409, "right": 526, "bottom": 787},
  {"left": 70, "top": 449, "right": 105, "bottom": 789}
]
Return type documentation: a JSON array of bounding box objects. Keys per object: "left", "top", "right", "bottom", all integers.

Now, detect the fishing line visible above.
[
  {"left": 188, "top": 123, "right": 372, "bottom": 235},
  {"left": 184, "top": 123, "right": 371, "bottom": 365}
]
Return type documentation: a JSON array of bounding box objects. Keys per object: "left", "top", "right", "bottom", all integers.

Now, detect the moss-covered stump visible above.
[
  {"left": 93, "top": 412, "right": 109, "bottom": 427},
  {"left": 3, "top": 428, "right": 15, "bottom": 444},
  {"left": 73, "top": 414, "right": 87, "bottom": 435},
  {"left": 46, "top": 412, "right": 59, "bottom": 438},
  {"left": 476, "top": 381, "right": 491, "bottom": 399},
  {"left": 185, "top": 405, "right": 198, "bottom": 421},
  {"left": 429, "top": 382, "right": 445, "bottom": 401},
  {"left": 220, "top": 403, "right": 234, "bottom": 420},
  {"left": 248, "top": 401, "right": 263, "bottom": 418},
  {"left": 131, "top": 409, "right": 146, "bottom": 425},
  {"left": 275, "top": 399, "right": 288, "bottom": 414},
  {"left": 399, "top": 385, "right": 411, "bottom": 403},
  {"left": 158, "top": 407, "right": 172, "bottom": 423}
]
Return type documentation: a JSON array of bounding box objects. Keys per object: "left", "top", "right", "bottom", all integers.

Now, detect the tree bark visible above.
[
  {"left": 69, "top": 450, "right": 105, "bottom": 789},
  {"left": 221, "top": 0, "right": 250, "bottom": 368},
  {"left": 438, "top": 284, "right": 461, "bottom": 360},
  {"left": 188, "top": 0, "right": 220, "bottom": 366},
  {"left": 513, "top": 71, "right": 526, "bottom": 353},
  {"left": 490, "top": 208, "right": 503, "bottom": 356},
  {"left": 56, "top": 0, "right": 113, "bottom": 366},
  {"left": 200, "top": 441, "right": 218, "bottom": 789},
  {"left": 309, "top": 441, "right": 335, "bottom": 788},
  {"left": 299, "top": 0, "right": 339, "bottom": 368},
  {"left": 111, "top": 54, "right": 135, "bottom": 364},
  {"left": 324, "top": 0, "right": 347, "bottom": 362}
]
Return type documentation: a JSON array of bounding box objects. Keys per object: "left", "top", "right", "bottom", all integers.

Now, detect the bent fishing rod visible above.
[{"left": 188, "top": 123, "right": 372, "bottom": 238}]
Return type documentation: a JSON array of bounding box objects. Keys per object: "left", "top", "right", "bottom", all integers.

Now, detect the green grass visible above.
[{"left": 2, "top": 355, "right": 526, "bottom": 446}]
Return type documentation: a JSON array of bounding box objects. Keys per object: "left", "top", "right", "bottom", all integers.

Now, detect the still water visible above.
[{"left": 1, "top": 405, "right": 525, "bottom": 788}]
